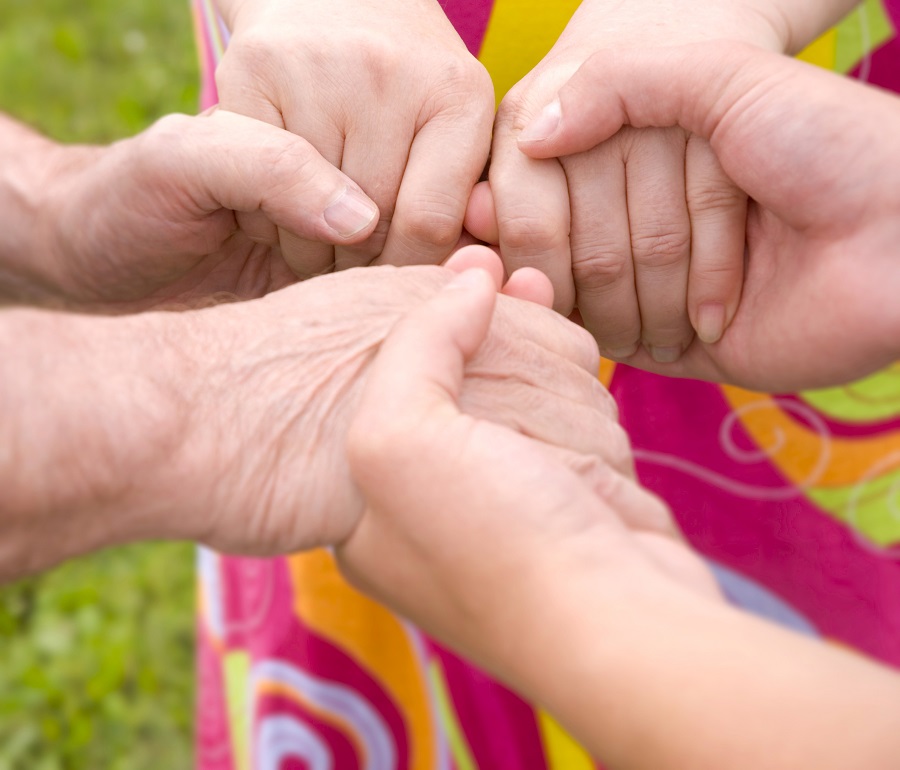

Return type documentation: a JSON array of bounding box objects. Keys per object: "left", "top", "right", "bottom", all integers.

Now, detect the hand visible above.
[
  {"left": 520, "top": 43, "right": 900, "bottom": 390},
  {"left": 336, "top": 264, "right": 719, "bottom": 677},
  {"left": 336, "top": 264, "right": 900, "bottom": 770},
  {"left": 148, "top": 250, "right": 613, "bottom": 558},
  {"left": 214, "top": 0, "right": 495, "bottom": 276},
  {"left": 1, "top": 248, "right": 611, "bottom": 576},
  {"left": 31, "top": 109, "right": 378, "bottom": 310},
  {"left": 475, "top": 0, "right": 787, "bottom": 360}
]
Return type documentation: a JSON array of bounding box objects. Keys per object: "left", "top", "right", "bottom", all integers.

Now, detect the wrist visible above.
[
  {"left": 561, "top": 0, "right": 788, "bottom": 54},
  {"left": 0, "top": 118, "right": 74, "bottom": 304},
  {"left": 0, "top": 309, "right": 199, "bottom": 580}
]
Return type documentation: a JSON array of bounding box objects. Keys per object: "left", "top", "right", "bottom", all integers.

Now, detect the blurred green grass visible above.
[{"left": 0, "top": 0, "right": 200, "bottom": 767}]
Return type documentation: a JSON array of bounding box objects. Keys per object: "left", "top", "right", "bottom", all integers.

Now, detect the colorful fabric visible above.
[{"left": 193, "top": 2, "right": 900, "bottom": 767}]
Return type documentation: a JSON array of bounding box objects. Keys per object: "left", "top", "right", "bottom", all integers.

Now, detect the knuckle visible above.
[
  {"left": 572, "top": 249, "right": 631, "bottom": 293},
  {"left": 401, "top": 206, "right": 462, "bottom": 252},
  {"left": 688, "top": 182, "right": 745, "bottom": 216},
  {"left": 500, "top": 209, "right": 566, "bottom": 253},
  {"left": 630, "top": 228, "right": 691, "bottom": 269}
]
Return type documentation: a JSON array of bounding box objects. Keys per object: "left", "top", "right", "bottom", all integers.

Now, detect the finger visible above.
[
  {"left": 444, "top": 245, "right": 505, "bottom": 289},
  {"left": 492, "top": 295, "right": 601, "bottom": 377},
  {"left": 375, "top": 105, "right": 493, "bottom": 267},
  {"left": 685, "top": 136, "right": 747, "bottom": 344},
  {"left": 333, "top": 122, "right": 416, "bottom": 271},
  {"left": 347, "top": 268, "right": 498, "bottom": 479},
  {"left": 553, "top": 448, "right": 678, "bottom": 535},
  {"left": 217, "top": 67, "right": 345, "bottom": 278},
  {"left": 464, "top": 181, "right": 500, "bottom": 245},
  {"left": 166, "top": 110, "right": 377, "bottom": 248},
  {"left": 517, "top": 43, "right": 887, "bottom": 227},
  {"left": 502, "top": 268, "right": 554, "bottom": 309},
  {"left": 491, "top": 114, "right": 576, "bottom": 315},
  {"left": 461, "top": 384, "right": 629, "bottom": 472},
  {"left": 467, "top": 335, "right": 613, "bottom": 418},
  {"left": 625, "top": 128, "right": 694, "bottom": 363},
  {"left": 561, "top": 139, "right": 641, "bottom": 358}
]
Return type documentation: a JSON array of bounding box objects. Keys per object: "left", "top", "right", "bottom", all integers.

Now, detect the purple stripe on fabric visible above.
[
  {"left": 232, "top": 559, "right": 411, "bottom": 770},
  {"left": 256, "top": 694, "right": 362, "bottom": 770},
  {"left": 436, "top": 0, "right": 496, "bottom": 56},
  {"left": 430, "top": 643, "right": 548, "bottom": 770},
  {"left": 614, "top": 367, "right": 900, "bottom": 668}
]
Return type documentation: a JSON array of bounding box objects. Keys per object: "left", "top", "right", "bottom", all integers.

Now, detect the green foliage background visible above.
[{"left": 0, "top": 0, "right": 200, "bottom": 766}]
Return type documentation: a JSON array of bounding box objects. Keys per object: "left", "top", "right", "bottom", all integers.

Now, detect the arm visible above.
[
  {"left": 0, "top": 115, "right": 73, "bottom": 303},
  {"left": 0, "top": 248, "right": 603, "bottom": 581},
  {"left": 515, "top": 561, "right": 900, "bottom": 769},
  {"left": 0, "top": 307, "right": 196, "bottom": 579}
]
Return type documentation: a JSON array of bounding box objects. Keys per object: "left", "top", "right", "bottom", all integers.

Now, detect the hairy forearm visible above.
[
  {"left": 0, "top": 308, "right": 197, "bottom": 580},
  {"left": 509, "top": 561, "right": 900, "bottom": 769}
]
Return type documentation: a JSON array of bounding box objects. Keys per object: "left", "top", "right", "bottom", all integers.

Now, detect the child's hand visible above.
[
  {"left": 481, "top": 0, "right": 789, "bottom": 362},
  {"left": 214, "top": 0, "right": 495, "bottom": 278}
]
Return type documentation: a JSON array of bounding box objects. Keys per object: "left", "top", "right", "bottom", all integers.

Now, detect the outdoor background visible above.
[{"left": 0, "top": 0, "right": 200, "bottom": 766}]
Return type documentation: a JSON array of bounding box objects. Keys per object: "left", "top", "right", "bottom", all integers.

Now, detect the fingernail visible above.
[
  {"left": 519, "top": 99, "right": 561, "bottom": 143},
  {"left": 696, "top": 302, "right": 726, "bottom": 344},
  {"left": 648, "top": 345, "right": 682, "bottom": 364},
  {"left": 324, "top": 186, "right": 378, "bottom": 238},
  {"left": 606, "top": 344, "right": 638, "bottom": 360}
]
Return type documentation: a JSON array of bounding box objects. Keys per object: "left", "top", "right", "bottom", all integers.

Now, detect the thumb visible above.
[
  {"left": 165, "top": 110, "right": 379, "bottom": 244},
  {"left": 348, "top": 268, "right": 497, "bottom": 476}
]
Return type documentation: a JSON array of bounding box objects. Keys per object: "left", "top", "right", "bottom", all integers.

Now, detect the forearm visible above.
[
  {"left": 0, "top": 115, "right": 65, "bottom": 303},
  {"left": 564, "top": 0, "right": 863, "bottom": 53},
  {"left": 0, "top": 308, "right": 197, "bottom": 580},
  {"left": 506, "top": 559, "right": 900, "bottom": 769}
]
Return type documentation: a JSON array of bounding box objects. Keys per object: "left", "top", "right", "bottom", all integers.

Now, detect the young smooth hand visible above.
[
  {"left": 337, "top": 263, "right": 719, "bottom": 678},
  {"left": 519, "top": 43, "right": 900, "bottom": 391},
  {"left": 473, "top": 0, "right": 798, "bottom": 360},
  {"left": 337, "top": 258, "right": 900, "bottom": 770},
  {"left": 214, "top": 0, "right": 495, "bottom": 277}
]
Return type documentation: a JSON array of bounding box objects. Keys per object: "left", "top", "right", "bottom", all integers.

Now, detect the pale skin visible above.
[
  {"left": 517, "top": 42, "right": 900, "bottom": 390},
  {"left": 0, "top": 100, "right": 608, "bottom": 580},
  {"left": 341, "top": 263, "right": 900, "bottom": 770},
  {"left": 214, "top": 0, "right": 496, "bottom": 276},
  {"left": 0, "top": 110, "right": 379, "bottom": 310},
  {"left": 477, "top": 0, "right": 862, "bottom": 359},
  {"left": 213, "top": 0, "right": 863, "bottom": 362},
  {"left": 0, "top": 252, "right": 607, "bottom": 580}
]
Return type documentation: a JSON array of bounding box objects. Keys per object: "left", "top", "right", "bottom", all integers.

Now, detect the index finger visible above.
[{"left": 490, "top": 113, "right": 576, "bottom": 315}]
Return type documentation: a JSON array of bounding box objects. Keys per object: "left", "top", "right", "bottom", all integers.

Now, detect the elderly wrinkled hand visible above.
[
  {"left": 7, "top": 109, "right": 380, "bottom": 311},
  {"left": 0, "top": 248, "right": 609, "bottom": 578}
]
